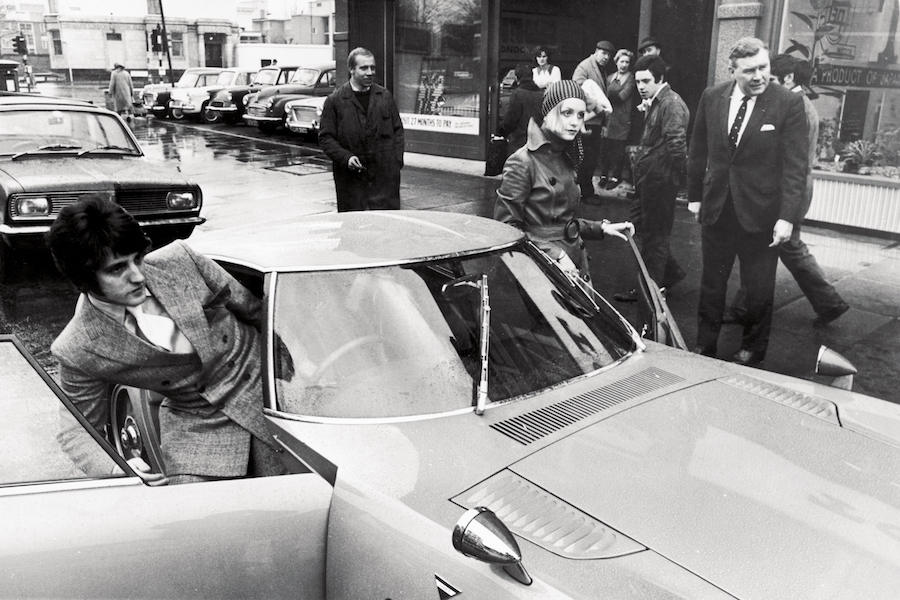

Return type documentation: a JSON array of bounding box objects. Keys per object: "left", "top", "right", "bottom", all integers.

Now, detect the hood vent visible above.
[
  {"left": 722, "top": 375, "right": 840, "bottom": 425},
  {"left": 452, "top": 470, "right": 645, "bottom": 559},
  {"left": 491, "top": 367, "right": 683, "bottom": 445}
]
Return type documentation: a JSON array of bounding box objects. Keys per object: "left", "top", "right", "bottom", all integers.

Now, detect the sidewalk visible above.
[{"left": 401, "top": 158, "right": 900, "bottom": 404}]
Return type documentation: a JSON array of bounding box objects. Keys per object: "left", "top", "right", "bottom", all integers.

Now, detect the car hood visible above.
[
  {"left": 504, "top": 378, "right": 900, "bottom": 599},
  {"left": 256, "top": 84, "right": 317, "bottom": 100},
  {"left": 0, "top": 157, "right": 192, "bottom": 192}
]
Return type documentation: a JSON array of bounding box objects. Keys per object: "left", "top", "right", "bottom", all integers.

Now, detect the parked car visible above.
[
  {"left": 284, "top": 94, "right": 327, "bottom": 141},
  {"left": 0, "top": 94, "right": 203, "bottom": 280},
  {"left": 243, "top": 62, "right": 335, "bottom": 133},
  {"left": 8, "top": 210, "right": 893, "bottom": 599},
  {"left": 169, "top": 67, "right": 257, "bottom": 123},
  {"left": 142, "top": 67, "right": 223, "bottom": 119},
  {"left": 206, "top": 64, "right": 298, "bottom": 124}
]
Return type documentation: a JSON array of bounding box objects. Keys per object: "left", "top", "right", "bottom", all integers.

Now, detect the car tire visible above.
[
  {"left": 171, "top": 106, "right": 185, "bottom": 120},
  {"left": 108, "top": 385, "right": 166, "bottom": 476},
  {"left": 151, "top": 107, "right": 169, "bottom": 119},
  {"left": 202, "top": 103, "right": 221, "bottom": 124}
]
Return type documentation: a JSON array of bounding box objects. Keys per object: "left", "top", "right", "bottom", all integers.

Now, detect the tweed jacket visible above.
[
  {"left": 572, "top": 56, "right": 609, "bottom": 126},
  {"left": 634, "top": 84, "right": 690, "bottom": 189},
  {"left": 687, "top": 81, "right": 809, "bottom": 232},
  {"left": 51, "top": 240, "right": 275, "bottom": 478}
]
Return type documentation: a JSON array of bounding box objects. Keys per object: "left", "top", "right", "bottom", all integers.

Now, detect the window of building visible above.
[
  {"left": 170, "top": 31, "right": 183, "bottom": 57},
  {"left": 50, "top": 29, "right": 62, "bottom": 55},
  {"left": 396, "top": 0, "right": 482, "bottom": 136},
  {"left": 106, "top": 32, "right": 122, "bottom": 41},
  {"left": 780, "top": 0, "right": 900, "bottom": 175}
]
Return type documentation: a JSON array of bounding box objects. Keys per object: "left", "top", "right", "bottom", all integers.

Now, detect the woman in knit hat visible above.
[{"left": 495, "top": 80, "right": 633, "bottom": 281}]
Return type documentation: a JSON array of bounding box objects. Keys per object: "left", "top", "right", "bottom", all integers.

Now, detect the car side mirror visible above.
[
  {"left": 816, "top": 345, "right": 857, "bottom": 391},
  {"left": 452, "top": 507, "right": 532, "bottom": 585}
]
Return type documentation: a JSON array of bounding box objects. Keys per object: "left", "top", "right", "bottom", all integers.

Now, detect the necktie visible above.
[
  {"left": 729, "top": 95, "right": 750, "bottom": 149},
  {"left": 126, "top": 304, "right": 178, "bottom": 351}
]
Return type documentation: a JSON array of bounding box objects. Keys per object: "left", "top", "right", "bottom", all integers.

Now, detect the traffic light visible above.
[
  {"left": 150, "top": 27, "right": 161, "bottom": 52},
  {"left": 13, "top": 34, "right": 27, "bottom": 55}
]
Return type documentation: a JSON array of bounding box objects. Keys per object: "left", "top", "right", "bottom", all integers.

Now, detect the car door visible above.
[
  {"left": 314, "top": 70, "right": 335, "bottom": 96},
  {"left": 626, "top": 236, "right": 688, "bottom": 350},
  {"left": 0, "top": 335, "right": 331, "bottom": 600}
]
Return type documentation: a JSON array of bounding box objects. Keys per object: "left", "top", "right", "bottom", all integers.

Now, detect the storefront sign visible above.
[
  {"left": 400, "top": 113, "right": 479, "bottom": 135},
  {"left": 812, "top": 64, "right": 900, "bottom": 89}
]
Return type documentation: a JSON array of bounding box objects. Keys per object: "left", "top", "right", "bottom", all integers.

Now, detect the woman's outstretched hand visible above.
[{"left": 602, "top": 220, "right": 634, "bottom": 240}]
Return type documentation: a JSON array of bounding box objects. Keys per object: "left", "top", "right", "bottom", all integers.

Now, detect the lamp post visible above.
[{"left": 157, "top": 0, "right": 175, "bottom": 84}]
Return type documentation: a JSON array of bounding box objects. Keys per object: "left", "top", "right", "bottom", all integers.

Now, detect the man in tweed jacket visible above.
[{"left": 48, "top": 198, "right": 285, "bottom": 483}]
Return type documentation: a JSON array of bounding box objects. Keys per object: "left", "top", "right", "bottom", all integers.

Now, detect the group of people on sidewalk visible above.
[{"left": 493, "top": 35, "right": 848, "bottom": 368}]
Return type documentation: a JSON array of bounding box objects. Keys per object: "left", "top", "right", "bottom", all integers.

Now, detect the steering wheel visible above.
[{"left": 307, "top": 335, "right": 384, "bottom": 385}]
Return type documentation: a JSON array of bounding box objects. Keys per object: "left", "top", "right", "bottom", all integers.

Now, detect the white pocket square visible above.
[{"left": 760, "top": 124, "right": 775, "bottom": 131}]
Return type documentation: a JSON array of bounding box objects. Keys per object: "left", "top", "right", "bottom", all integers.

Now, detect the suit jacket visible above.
[
  {"left": 52, "top": 240, "right": 275, "bottom": 478},
  {"left": 687, "top": 81, "right": 809, "bottom": 232}
]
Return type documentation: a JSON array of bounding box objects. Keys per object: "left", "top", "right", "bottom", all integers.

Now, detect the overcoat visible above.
[
  {"left": 605, "top": 71, "right": 635, "bottom": 141},
  {"left": 108, "top": 69, "right": 133, "bottom": 113},
  {"left": 687, "top": 81, "right": 808, "bottom": 232},
  {"left": 52, "top": 241, "right": 276, "bottom": 478},
  {"left": 498, "top": 80, "right": 543, "bottom": 152},
  {"left": 319, "top": 81, "right": 405, "bottom": 211}
]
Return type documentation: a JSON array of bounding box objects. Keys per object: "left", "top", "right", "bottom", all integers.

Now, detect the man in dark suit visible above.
[
  {"left": 48, "top": 198, "right": 287, "bottom": 483},
  {"left": 687, "top": 37, "right": 809, "bottom": 366}
]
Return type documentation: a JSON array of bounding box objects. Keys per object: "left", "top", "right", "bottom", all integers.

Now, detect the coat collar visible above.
[{"left": 525, "top": 118, "right": 556, "bottom": 152}]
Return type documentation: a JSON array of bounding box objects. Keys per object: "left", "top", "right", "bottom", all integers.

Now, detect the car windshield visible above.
[
  {"left": 253, "top": 69, "right": 279, "bottom": 85},
  {"left": 0, "top": 109, "right": 139, "bottom": 156},
  {"left": 273, "top": 244, "right": 636, "bottom": 419},
  {"left": 289, "top": 68, "right": 320, "bottom": 86},
  {"left": 175, "top": 71, "right": 200, "bottom": 87}
]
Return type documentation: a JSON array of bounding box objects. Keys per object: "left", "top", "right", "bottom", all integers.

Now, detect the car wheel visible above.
[
  {"left": 171, "top": 107, "right": 185, "bottom": 120},
  {"left": 108, "top": 385, "right": 166, "bottom": 475},
  {"left": 151, "top": 108, "right": 169, "bottom": 119},
  {"left": 202, "top": 103, "right": 221, "bottom": 124}
]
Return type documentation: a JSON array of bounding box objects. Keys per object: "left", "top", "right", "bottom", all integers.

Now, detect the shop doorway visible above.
[{"left": 204, "top": 34, "right": 225, "bottom": 67}]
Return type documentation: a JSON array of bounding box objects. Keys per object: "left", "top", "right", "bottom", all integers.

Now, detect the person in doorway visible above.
[
  {"left": 724, "top": 53, "right": 849, "bottom": 327},
  {"left": 495, "top": 80, "right": 633, "bottom": 282},
  {"left": 532, "top": 46, "right": 561, "bottom": 89},
  {"left": 108, "top": 63, "right": 134, "bottom": 121},
  {"left": 319, "top": 47, "right": 405, "bottom": 212},
  {"left": 600, "top": 48, "right": 636, "bottom": 191},
  {"left": 573, "top": 40, "right": 615, "bottom": 203},
  {"left": 48, "top": 197, "right": 287, "bottom": 483},
  {"left": 687, "top": 37, "right": 808, "bottom": 367},
  {"left": 614, "top": 55, "right": 689, "bottom": 302},
  {"left": 497, "top": 63, "right": 544, "bottom": 154}
]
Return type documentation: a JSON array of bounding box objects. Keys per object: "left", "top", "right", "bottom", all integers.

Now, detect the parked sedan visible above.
[
  {"left": 243, "top": 63, "right": 335, "bottom": 132},
  {"left": 142, "top": 67, "right": 223, "bottom": 119},
  {"left": 284, "top": 94, "right": 326, "bottom": 141},
  {"left": 17, "top": 210, "right": 893, "bottom": 599},
  {"left": 169, "top": 67, "right": 257, "bottom": 123},
  {"left": 206, "top": 64, "right": 298, "bottom": 124},
  {"left": 0, "top": 94, "right": 204, "bottom": 280}
]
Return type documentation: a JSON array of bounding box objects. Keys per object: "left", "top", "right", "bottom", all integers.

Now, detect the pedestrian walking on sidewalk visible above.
[
  {"left": 614, "top": 55, "right": 688, "bottom": 304},
  {"left": 319, "top": 47, "right": 405, "bottom": 212},
  {"left": 724, "top": 54, "right": 849, "bottom": 328},
  {"left": 108, "top": 63, "right": 134, "bottom": 121},
  {"left": 573, "top": 40, "right": 615, "bottom": 203},
  {"left": 495, "top": 80, "right": 633, "bottom": 282},
  {"left": 687, "top": 37, "right": 809, "bottom": 367}
]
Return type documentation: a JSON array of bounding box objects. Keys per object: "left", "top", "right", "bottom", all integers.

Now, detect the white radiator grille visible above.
[{"left": 808, "top": 176, "right": 900, "bottom": 235}]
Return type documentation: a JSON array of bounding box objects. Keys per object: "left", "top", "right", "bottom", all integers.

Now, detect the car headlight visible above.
[
  {"left": 16, "top": 196, "right": 50, "bottom": 216},
  {"left": 316, "top": 106, "right": 323, "bottom": 117},
  {"left": 166, "top": 191, "right": 198, "bottom": 210}
]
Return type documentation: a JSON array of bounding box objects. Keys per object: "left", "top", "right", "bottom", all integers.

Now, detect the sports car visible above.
[{"left": 2, "top": 211, "right": 898, "bottom": 599}]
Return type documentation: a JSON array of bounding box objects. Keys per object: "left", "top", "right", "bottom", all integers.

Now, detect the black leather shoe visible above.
[
  {"left": 597, "top": 176, "right": 608, "bottom": 188},
  {"left": 605, "top": 177, "right": 620, "bottom": 190},
  {"left": 813, "top": 303, "right": 849, "bottom": 328},
  {"left": 613, "top": 288, "right": 637, "bottom": 302},
  {"left": 732, "top": 349, "right": 765, "bottom": 367}
]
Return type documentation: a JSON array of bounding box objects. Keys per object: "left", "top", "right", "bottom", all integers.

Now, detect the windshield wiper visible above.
[
  {"left": 11, "top": 144, "right": 83, "bottom": 160},
  {"left": 442, "top": 273, "right": 491, "bottom": 415},
  {"left": 77, "top": 145, "right": 138, "bottom": 157}
]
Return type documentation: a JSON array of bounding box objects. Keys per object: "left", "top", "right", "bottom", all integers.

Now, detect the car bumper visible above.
[
  {"left": 207, "top": 105, "right": 238, "bottom": 112},
  {"left": 243, "top": 114, "right": 280, "bottom": 124},
  {"left": 1, "top": 216, "right": 206, "bottom": 239},
  {"left": 170, "top": 101, "right": 202, "bottom": 114}
]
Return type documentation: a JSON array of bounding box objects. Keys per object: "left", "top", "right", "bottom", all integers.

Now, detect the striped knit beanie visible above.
[{"left": 541, "top": 80, "right": 586, "bottom": 118}]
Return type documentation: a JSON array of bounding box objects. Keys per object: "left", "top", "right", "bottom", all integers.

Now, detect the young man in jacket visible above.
[
  {"left": 48, "top": 198, "right": 287, "bottom": 484},
  {"left": 319, "top": 47, "right": 405, "bottom": 212}
]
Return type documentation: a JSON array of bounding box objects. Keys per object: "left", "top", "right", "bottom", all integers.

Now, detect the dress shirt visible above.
[{"left": 89, "top": 291, "right": 196, "bottom": 354}]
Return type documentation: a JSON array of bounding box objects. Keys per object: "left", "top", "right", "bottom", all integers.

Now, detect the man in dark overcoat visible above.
[
  {"left": 319, "top": 47, "right": 405, "bottom": 211},
  {"left": 687, "top": 37, "right": 808, "bottom": 366}
]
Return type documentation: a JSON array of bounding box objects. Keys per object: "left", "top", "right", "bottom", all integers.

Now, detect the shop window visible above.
[
  {"left": 106, "top": 32, "right": 122, "bottom": 41},
  {"left": 395, "top": 0, "right": 482, "bottom": 136},
  {"left": 780, "top": 0, "right": 900, "bottom": 176}
]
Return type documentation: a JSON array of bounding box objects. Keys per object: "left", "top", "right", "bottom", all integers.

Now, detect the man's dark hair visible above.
[
  {"left": 46, "top": 197, "right": 151, "bottom": 294},
  {"left": 633, "top": 55, "right": 668, "bottom": 83},
  {"left": 347, "top": 47, "right": 375, "bottom": 70},
  {"left": 770, "top": 53, "right": 796, "bottom": 82}
]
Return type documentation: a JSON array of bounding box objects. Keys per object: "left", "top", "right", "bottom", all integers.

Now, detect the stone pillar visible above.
[{"left": 712, "top": 0, "right": 765, "bottom": 83}]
